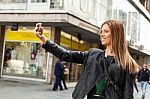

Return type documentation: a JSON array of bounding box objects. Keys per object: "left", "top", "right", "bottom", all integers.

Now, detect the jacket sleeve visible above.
[
  {"left": 123, "top": 73, "right": 134, "bottom": 99},
  {"left": 137, "top": 70, "right": 141, "bottom": 81},
  {"left": 42, "top": 40, "right": 89, "bottom": 64}
]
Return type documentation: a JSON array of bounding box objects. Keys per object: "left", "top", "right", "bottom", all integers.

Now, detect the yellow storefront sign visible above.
[
  {"left": 60, "top": 36, "right": 87, "bottom": 51},
  {"left": 6, "top": 28, "right": 87, "bottom": 51},
  {"left": 6, "top": 28, "right": 49, "bottom": 42}
]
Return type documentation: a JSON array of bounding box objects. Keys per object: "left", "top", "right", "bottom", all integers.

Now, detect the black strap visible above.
[{"left": 104, "top": 59, "right": 122, "bottom": 97}]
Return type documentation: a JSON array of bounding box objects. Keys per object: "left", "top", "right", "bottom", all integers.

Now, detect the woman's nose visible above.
[{"left": 100, "top": 32, "right": 104, "bottom": 37}]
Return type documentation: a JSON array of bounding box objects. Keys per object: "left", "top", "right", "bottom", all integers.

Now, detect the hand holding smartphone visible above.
[
  {"left": 35, "top": 23, "right": 43, "bottom": 35},
  {"left": 34, "top": 23, "right": 47, "bottom": 44}
]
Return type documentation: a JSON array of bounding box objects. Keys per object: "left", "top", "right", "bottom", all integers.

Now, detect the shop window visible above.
[{"left": 3, "top": 42, "right": 48, "bottom": 79}]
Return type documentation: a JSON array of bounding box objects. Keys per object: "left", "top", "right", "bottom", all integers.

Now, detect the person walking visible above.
[
  {"left": 52, "top": 60, "right": 64, "bottom": 91},
  {"left": 136, "top": 64, "right": 150, "bottom": 99},
  {"left": 35, "top": 20, "right": 140, "bottom": 99},
  {"left": 61, "top": 63, "right": 68, "bottom": 90}
]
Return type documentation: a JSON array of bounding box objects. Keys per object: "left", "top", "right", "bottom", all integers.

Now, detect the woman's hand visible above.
[
  {"left": 35, "top": 23, "right": 44, "bottom": 39},
  {"left": 34, "top": 23, "right": 47, "bottom": 44}
]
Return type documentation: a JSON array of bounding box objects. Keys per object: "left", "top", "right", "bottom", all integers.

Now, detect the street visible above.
[
  {"left": 0, "top": 79, "right": 150, "bottom": 99},
  {"left": 0, "top": 79, "right": 74, "bottom": 99},
  {"left": 134, "top": 83, "right": 150, "bottom": 99}
]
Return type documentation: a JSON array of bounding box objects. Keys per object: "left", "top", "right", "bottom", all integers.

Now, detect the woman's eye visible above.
[{"left": 104, "top": 30, "right": 108, "bottom": 33}]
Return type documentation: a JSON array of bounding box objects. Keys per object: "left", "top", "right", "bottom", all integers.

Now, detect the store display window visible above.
[
  {"left": 2, "top": 27, "right": 51, "bottom": 79},
  {"left": 3, "top": 42, "right": 48, "bottom": 79}
]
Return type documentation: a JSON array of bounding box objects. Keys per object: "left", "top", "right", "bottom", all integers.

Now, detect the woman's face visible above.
[{"left": 100, "top": 24, "right": 112, "bottom": 46}]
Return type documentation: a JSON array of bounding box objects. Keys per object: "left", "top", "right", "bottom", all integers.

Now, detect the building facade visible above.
[
  {"left": 0, "top": 0, "right": 150, "bottom": 84},
  {"left": 139, "top": 0, "right": 150, "bottom": 13}
]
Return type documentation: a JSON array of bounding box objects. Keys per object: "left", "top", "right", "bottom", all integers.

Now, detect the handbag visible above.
[{"left": 104, "top": 59, "right": 122, "bottom": 98}]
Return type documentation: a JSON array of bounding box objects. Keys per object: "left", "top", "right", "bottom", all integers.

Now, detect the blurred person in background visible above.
[
  {"left": 52, "top": 60, "right": 64, "bottom": 91},
  {"left": 136, "top": 64, "right": 150, "bottom": 99}
]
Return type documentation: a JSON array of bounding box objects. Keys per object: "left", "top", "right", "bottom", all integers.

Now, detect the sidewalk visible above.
[
  {"left": 0, "top": 79, "right": 76, "bottom": 99},
  {"left": 133, "top": 82, "right": 150, "bottom": 99},
  {"left": 0, "top": 79, "right": 150, "bottom": 99}
]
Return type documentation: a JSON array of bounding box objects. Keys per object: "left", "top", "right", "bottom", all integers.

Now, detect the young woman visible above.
[{"left": 35, "top": 20, "right": 140, "bottom": 99}]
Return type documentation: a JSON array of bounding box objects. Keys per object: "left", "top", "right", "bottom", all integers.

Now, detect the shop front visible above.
[
  {"left": 2, "top": 26, "right": 52, "bottom": 81},
  {"left": 2, "top": 25, "right": 99, "bottom": 83}
]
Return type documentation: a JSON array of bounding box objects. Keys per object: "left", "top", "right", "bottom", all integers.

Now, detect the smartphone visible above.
[{"left": 35, "top": 23, "right": 42, "bottom": 34}]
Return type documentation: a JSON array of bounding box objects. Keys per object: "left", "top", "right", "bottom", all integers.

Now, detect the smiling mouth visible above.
[{"left": 101, "top": 38, "right": 106, "bottom": 40}]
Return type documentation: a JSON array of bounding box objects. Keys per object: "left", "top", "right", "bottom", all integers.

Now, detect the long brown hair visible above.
[{"left": 101, "top": 20, "right": 139, "bottom": 74}]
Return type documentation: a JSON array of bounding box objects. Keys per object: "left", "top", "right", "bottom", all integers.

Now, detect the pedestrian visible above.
[
  {"left": 61, "top": 63, "right": 68, "bottom": 90},
  {"left": 35, "top": 20, "right": 140, "bottom": 99},
  {"left": 3, "top": 48, "right": 11, "bottom": 69},
  {"left": 136, "top": 64, "right": 150, "bottom": 99},
  {"left": 52, "top": 60, "right": 64, "bottom": 91}
]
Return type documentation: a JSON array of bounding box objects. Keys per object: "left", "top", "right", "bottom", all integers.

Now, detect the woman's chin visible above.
[{"left": 101, "top": 43, "right": 106, "bottom": 45}]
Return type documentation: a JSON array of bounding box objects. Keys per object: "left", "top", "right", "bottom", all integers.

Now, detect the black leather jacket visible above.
[{"left": 42, "top": 40, "right": 134, "bottom": 99}]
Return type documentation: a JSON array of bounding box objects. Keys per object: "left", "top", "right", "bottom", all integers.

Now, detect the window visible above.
[
  {"left": 72, "top": 0, "right": 80, "bottom": 9},
  {"left": 127, "top": 12, "right": 131, "bottom": 36},
  {"left": 80, "top": 0, "right": 87, "bottom": 12},
  {"left": 87, "top": 0, "right": 97, "bottom": 19},
  {"left": 118, "top": 10, "right": 127, "bottom": 34},
  {"left": 31, "top": 0, "right": 47, "bottom": 3},
  {"left": 50, "top": 0, "right": 64, "bottom": 9},
  {"left": 128, "top": 12, "right": 140, "bottom": 42},
  {"left": 91, "top": 0, "right": 97, "bottom": 18},
  {"left": 113, "top": 10, "right": 117, "bottom": 19},
  {"left": 139, "top": 0, "right": 150, "bottom": 13}
]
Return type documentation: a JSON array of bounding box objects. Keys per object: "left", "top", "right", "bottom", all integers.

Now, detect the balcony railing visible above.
[
  {"left": 0, "top": 0, "right": 65, "bottom": 11},
  {"left": 0, "top": 3, "right": 28, "bottom": 10}
]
